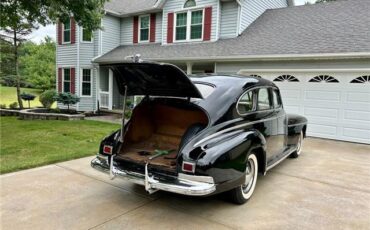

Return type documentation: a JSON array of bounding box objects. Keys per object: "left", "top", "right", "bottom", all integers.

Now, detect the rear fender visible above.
[{"left": 194, "top": 129, "right": 267, "bottom": 183}]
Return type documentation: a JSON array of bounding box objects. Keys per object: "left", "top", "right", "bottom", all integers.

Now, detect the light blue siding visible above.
[
  {"left": 162, "top": 0, "right": 219, "bottom": 44},
  {"left": 121, "top": 17, "right": 133, "bottom": 45},
  {"left": 102, "top": 15, "right": 121, "bottom": 54},
  {"left": 240, "top": 0, "right": 287, "bottom": 33},
  {"left": 220, "top": 1, "right": 238, "bottom": 38}
]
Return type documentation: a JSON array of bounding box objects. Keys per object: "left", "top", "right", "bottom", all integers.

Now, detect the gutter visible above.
[{"left": 92, "top": 52, "right": 370, "bottom": 64}]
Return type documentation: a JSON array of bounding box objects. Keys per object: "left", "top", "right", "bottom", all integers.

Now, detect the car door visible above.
[
  {"left": 254, "top": 88, "right": 277, "bottom": 162},
  {"left": 271, "top": 88, "right": 287, "bottom": 156}
]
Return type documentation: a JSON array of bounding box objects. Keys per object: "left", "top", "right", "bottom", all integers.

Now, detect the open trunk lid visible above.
[{"left": 104, "top": 62, "right": 203, "bottom": 98}]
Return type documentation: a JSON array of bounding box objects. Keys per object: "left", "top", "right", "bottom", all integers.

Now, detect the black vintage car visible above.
[{"left": 91, "top": 62, "right": 307, "bottom": 204}]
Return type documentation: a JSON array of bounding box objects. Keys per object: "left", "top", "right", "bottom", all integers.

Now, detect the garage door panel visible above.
[
  {"left": 284, "top": 105, "right": 300, "bottom": 114},
  {"left": 346, "top": 92, "right": 370, "bottom": 103},
  {"left": 279, "top": 89, "right": 301, "bottom": 99},
  {"left": 304, "top": 90, "right": 341, "bottom": 102},
  {"left": 344, "top": 110, "right": 370, "bottom": 122},
  {"left": 342, "top": 127, "right": 370, "bottom": 140},
  {"left": 304, "top": 107, "right": 339, "bottom": 119},
  {"left": 308, "top": 123, "right": 337, "bottom": 136}
]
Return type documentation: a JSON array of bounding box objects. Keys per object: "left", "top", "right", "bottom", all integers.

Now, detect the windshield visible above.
[{"left": 194, "top": 83, "right": 215, "bottom": 98}]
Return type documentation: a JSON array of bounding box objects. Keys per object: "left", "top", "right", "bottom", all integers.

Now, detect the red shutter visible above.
[
  {"left": 150, "top": 14, "right": 156, "bottom": 42},
  {"left": 133, "top": 16, "right": 139, "bottom": 43},
  {"left": 70, "top": 68, "right": 75, "bottom": 94},
  {"left": 203, "top": 7, "right": 212, "bottom": 41},
  {"left": 58, "top": 68, "right": 62, "bottom": 92},
  {"left": 167, "top": 12, "right": 174, "bottom": 44},
  {"left": 71, "top": 17, "right": 76, "bottom": 44},
  {"left": 57, "top": 23, "right": 62, "bottom": 45}
]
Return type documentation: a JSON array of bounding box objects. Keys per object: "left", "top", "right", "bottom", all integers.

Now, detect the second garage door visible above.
[{"left": 248, "top": 72, "right": 370, "bottom": 144}]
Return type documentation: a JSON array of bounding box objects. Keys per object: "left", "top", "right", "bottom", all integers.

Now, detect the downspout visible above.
[
  {"left": 236, "top": 0, "right": 242, "bottom": 35},
  {"left": 76, "top": 25, "right": 80, "bottom": 111}
]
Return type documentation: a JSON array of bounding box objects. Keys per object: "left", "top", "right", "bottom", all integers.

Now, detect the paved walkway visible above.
[{"left": 1, "top": 138, "right": 370, "bottom": 229}]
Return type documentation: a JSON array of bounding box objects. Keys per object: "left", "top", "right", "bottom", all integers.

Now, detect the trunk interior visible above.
[{"left": 117, "top": 101, "right": 208, "bottom": 172}]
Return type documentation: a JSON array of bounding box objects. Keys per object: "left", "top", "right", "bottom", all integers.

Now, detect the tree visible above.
[
  {"left": 1, "top": 0, "right": 108, "bottom": 108},
  {"left": 55, "top": 92, "right": 80, "bottom": 112},
  {"left": 20, "top": 37, "right": 56, "bottom": 90}
]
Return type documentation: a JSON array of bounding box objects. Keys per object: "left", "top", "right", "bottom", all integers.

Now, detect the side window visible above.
[
  {"left": 272, "top": 89, "right": 281, "bottom": 108},
  {"left": 237, "top": 91, "right": 254, "bottom": 115},
  {"left": 257, "top": 88, "right": 271, "bottom": 110}
]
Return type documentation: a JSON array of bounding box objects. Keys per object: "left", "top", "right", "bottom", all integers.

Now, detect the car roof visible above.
[{"left": 188, "top": 74, "right": 277, "bottom": 125}]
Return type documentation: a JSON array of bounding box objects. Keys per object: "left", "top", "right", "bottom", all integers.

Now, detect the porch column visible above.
[
  {"left": 186, "top": 62, "right": 193, "bottom": 75},
  {"left": 108, "top": 69, "right": 113, "bottom": 110}
]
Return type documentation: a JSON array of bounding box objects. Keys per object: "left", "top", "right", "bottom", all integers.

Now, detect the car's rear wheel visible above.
[
  {"left": 290, "top": 131, "right": 303, "bottom": 158},
  {"left": 229, "top": 153, "right": 258, "bottom": 204}
]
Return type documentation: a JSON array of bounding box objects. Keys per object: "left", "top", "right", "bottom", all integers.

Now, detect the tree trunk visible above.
[{"left": 14, "top": 28, "right": 23, "bottom": 109}]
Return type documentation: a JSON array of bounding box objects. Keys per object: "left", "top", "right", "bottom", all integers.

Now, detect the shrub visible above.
[
  {"left": 9, "top": 102, "right": 18, "bottom": 109},
  {"left": 0, "top": 104, "right": 6, "bottom": 109},
  {"left": 54, "top": 92, "right": 80, "bottom": 111},
  {"left": 39, "top": 90, "right": 57, "bottom": 109},
  {"left": 20, "top": 92, "right": 36, "bottom": 108}
]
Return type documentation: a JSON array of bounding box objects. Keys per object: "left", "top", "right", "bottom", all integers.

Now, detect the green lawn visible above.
[
  {"left": 0, "top": 117, "right": 120, "bottom": 174},
  {"left": 0, "top": 86, "right": 44, "bottom": 108}
]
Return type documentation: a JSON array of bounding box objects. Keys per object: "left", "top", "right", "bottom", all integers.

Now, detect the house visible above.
[{"left": 56, "top": 0, "right": 370, "bottom": 144}]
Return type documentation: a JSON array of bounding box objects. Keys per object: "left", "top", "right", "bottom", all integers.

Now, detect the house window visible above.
[
  {"left": 63, "top": 20, "right": 71, "bottom": 43},
  {"left": 350, "top": 75, "right": 370, "bottom": 83},
  {"left": 190, "top": 10, "right": 203, "bottom": 39},
  {"left": 184, "top": 0, "right": 196, "bottom": 8},
  {"left": 176, "top": 12, "right": 187, "bottom": 40},
  {"left": 139, "top": 15, "right": 150, "bottom": 41},
  {"left": 273, "top": 75, "right": 299, "bottom": 82},
  {"left": 309, "top": 75, "right": 339, "bottom": 83},
  {"left": 81, "top": 69, "right": 92, "bottom": 96},
  {"left": 82, "top": 27, "right": 92, "bottom": 42},
  {"left": 175, "top": 9, "right": 203, "bottom": 41},
  {"left": 63, "top": 68, "right": 71, "bottom": 93}
]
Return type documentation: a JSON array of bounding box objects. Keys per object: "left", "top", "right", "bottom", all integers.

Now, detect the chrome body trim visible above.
[
  {"left": 91, "top": 155, "right": 216, "bottom": 196},
  {"left": 194, "top": 114, "right": 285, "bottom": 147},
  {"left": 266, "top": 148, "right": 296, "bottom": 171}
]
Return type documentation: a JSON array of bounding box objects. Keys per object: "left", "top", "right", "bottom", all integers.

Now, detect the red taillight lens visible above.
[
  {"left": 182, "top": 162, "right": 195, "bottom": 173},
  {"left": 103, "top": 145, "right": 113, "bottom": 155}
]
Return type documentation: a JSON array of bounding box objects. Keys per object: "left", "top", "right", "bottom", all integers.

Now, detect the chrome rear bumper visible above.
[{"left": 91, "top": 155, "right": 216, "bottom": 196}]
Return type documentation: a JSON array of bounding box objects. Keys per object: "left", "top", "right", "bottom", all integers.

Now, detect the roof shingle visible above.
[{"left": 96, "top": 0, "right": 370, "bottom": 63}]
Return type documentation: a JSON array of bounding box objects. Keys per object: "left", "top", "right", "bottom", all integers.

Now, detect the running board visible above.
[{"left": 266, "top": 148, "right": 296, "bottom": 171}]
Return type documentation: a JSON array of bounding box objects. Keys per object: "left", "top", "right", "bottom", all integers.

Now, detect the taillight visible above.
[
  {"left": 103, "top": 145, "right": 113, "bottom": 155},
  {"left": 182, "top": 161, "right": 195, "bottom": 173}
]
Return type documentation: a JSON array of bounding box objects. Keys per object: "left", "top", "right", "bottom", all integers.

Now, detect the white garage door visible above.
[{"left": 251, "top": 73, "right": 370, "bottom": 144}]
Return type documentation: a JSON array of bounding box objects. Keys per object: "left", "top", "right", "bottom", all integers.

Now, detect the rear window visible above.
[{"left": 194, "top": 83, "right": 215, "bottom": 98}]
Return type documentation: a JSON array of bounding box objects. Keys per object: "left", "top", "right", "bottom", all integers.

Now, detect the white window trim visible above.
[
  {"left": 174, "top": 7, "right": 204, "bottom": 43},
  {"left": 62, "top": 20, "right": 71, "bottom": 44},
  {"left": 62, "top": 68, "right": 71, "bottom": 93},
  {"left": 80, "top": 68, "right": 92, "bottom": 97},
  {"left": 139, "top": 14, "right": 150, "bottom": 43},
  {"left": 80, "top": 27, "right": 93, "bottom": 43}
]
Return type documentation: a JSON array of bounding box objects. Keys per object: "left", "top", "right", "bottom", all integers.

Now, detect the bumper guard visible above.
[{"left": 91, "top": 154, "right": 216, "bottom": 196}]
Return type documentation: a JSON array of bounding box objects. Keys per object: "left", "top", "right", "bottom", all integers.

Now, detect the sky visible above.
[{"left": 28, "top": 0, "right": 317, "bottom": 43}]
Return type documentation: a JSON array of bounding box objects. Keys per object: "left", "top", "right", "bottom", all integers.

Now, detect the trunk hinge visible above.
[
  {"left": 144, "top": 152, "right": 165, "bottom": 194},
  {"left": 120, "top": 85, "right": 128, "bottom": 142}
]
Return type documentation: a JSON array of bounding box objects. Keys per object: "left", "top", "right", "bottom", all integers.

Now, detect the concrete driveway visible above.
[{"left": 1, "top": 138, "right": 370, "bottom": 230}]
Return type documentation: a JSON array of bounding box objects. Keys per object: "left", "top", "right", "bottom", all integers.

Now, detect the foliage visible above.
[
  {"left": 55, "top": 92, "right": 80, "bottom": 111},
  {"left": 0, "top": 38, "right": 15, "bottom": 79},
  {"left": 39, "top": 89, "right": 57, "bottom": 109},
  {"left": 0, "top": 104, "right": 6, "bottom": 109},
  {"left": 20, "top": 37, "right": 56, "bottom": 90},
  {"left": 0, "top": 75, "right": 32, "bottom": 87},
  {"left": 0, "top": 117, "right": 120, "bottom": 174},
  {"left": 20, "top": 92, "right": 36, "bottom": 101},
  {"left": 0, "top": 86, "right": 44, "bottom": 108},
  {"left": 0, "top": 0, "right": 108, "bottom": 32},
  {"left": 124, "top": 110, "right": 132, "bottom": 119},
  {"left": 20, "top": 92, "right": 36, "bottom": 108},
  {"left": 9, "top": 102, "right": 18, "bottom": 109}
]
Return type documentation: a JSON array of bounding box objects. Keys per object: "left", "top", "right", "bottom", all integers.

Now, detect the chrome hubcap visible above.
[
  {"left": 242, "top": 159, "right": 255, "bottom": 193},
  {"left": 297, "top": 132, "right": 303, "bottom": 154}
]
